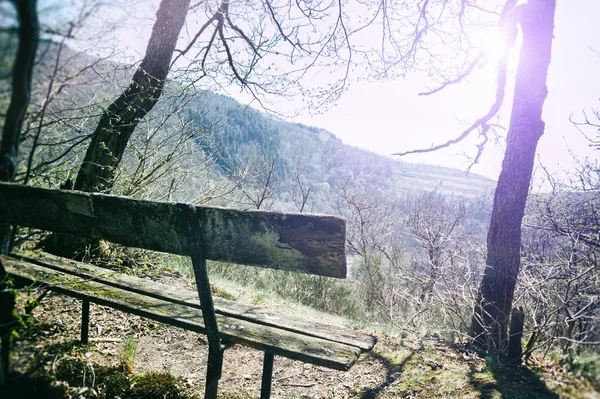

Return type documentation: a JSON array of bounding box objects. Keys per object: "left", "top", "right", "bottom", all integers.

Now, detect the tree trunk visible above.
[
  {"left": 507, "top": 306, "right": 525, "bottom": 363},
  {"left": 73, "top": 0, "right": 190, "bottom": 193},
  {"left": 470, "top": 0, "right": 555, "bottom": 353},
  {"left": 0, "top": 1, "right": 38, "bottom": 384},
  {"left": 0, "top": 0, "right": 39, "bottom": 255}
]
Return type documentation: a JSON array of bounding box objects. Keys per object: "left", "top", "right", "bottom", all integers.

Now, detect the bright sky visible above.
[{"left": 292, "top": 1, "right": 600, "bottom": 181}]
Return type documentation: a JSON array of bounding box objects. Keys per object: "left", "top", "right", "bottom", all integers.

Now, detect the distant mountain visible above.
[{"left": 187, "top": 91, "right": 496, "bottom": 200}]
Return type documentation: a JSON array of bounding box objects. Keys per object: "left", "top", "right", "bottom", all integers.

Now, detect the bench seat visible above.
[{"left": 2, "top": 252, "right": 375, "bottom": 370}]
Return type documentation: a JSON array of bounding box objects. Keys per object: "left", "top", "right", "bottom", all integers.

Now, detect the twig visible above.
[
  {"left": 89, "top": 337, "right": 121, "bottom": 343},
  {"left": 281, "top": 382, "right": 317, "bottom": 387}
]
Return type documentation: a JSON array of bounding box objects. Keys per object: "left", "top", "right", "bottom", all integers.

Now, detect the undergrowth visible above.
[
  {"left": 207, "top": 261, "right": 361, "bottom": 318},
  {"left": 567, "top": 350, "right": 600, "bottom": 390},
  {"left": 5, "top": 358, "right": 192, "bottom": 399}
]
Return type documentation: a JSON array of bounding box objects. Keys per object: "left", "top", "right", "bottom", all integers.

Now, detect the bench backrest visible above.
[{"left": 0, "top": 183, "right": 346, "bottom": 278}]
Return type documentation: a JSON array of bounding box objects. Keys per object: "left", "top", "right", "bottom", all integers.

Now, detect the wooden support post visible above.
[
  {"left": 261, "top": 352, "right": 274, "bottom": 399},
  {"left": 189, "top": 214, "right": 223, "bottom": 399},
  {"left": 205, "top": 345, "right": 224, "bottom": 399},
  {"left": 0, "top": 290, "right": 15, "bottom": 385},
  {"left": 81, "top": 299, "right": 89, "bottom": 344},
  {"left": 0, "top": 335, "right": 8, "bottom": 385}
]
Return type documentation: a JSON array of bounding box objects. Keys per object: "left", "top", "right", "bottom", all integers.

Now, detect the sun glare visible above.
[{"left": 482, "top": 34, "right": 508, "bottom": 68}]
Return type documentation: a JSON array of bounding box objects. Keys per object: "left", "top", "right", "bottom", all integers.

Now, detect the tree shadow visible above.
[
  {"left": 360, "top": 347, "right": 420, "bottom": 399},
  {"left": 468, "top": 360, "right": 559, "bottom": 399},
  {"left": 3, "top": 370, "right": 69, "bottom": 399}
]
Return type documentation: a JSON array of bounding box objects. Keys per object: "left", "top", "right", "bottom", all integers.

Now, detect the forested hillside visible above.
[{"left": 188, "top": 91, "right": 496, "bottom": 202}]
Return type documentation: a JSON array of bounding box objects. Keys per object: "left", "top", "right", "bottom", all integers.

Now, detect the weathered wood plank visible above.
[
  {"left": 7, "top": 252, "right": 375, "bottom": 351},
  {"left": 0, "top": 183, "right": 346, "bottom": 277},
  {"left": 4, "top": 256, "right": 359, "bottom": 370}
]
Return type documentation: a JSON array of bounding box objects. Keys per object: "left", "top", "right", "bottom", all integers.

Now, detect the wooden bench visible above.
[{"left": 0, "top": 182, "right": 375, "bottom": 398}]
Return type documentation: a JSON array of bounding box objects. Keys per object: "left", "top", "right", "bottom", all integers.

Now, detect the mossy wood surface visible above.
[
  {"left": 3, "top": 255, "right": 360, "bottom": 370},
  {"left": 10, "top": 252, "right": 375, "bottom": 351},
  {"left": 0, "top": 183, "right": 346, "bottom": 277}
]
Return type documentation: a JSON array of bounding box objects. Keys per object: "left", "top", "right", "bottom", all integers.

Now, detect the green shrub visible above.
[
  {"left": 119, "top": 335, "right": 138, "bottom": 374},
  {"left": 130, "top": 372, "right": 185, "bottom": 399},
  {"left": 569, "top": 350, "right": 600, "bottom": 389}
]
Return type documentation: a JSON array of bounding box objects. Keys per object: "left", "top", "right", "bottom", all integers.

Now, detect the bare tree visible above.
[
  {"left": 290, "top": 160, "right": 313, "bottom": 213},
  {"left": 518, "top": 157, "right": 599, "bottom": 359},
  {"left": 334, "top": 174, "right": 401, "bottom": 317},
  {"left": 238, "top": 149, "right": 279, "bottom": 210},
  {"left": 380, "top": 0, "right": 557, "bottom": 359},
  {"left": 171, "top": 0, "right": 357, "bottom": 111},
  {"left": 469, "top": 1, "right": 556, "bottom": 360},
  {"left": 69, "top": 0, "right": 370, "bottom": 196},
  {"left": 571, "top": 107, "right": 600, "bottom": 152},
  {"left": 407, "top": 191, "right": 466, "bottom": 304},
  {"left": 14, "top": 2, "right": 119, "bottom": 188},
  {"left": 73, "top": 0, "right": 190, "bottom": 193}
]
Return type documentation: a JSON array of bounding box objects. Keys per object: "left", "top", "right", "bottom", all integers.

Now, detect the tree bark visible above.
[
  {"left": 73, "top": 0, "right": 190, "bottom": 193},
  {"left": 470, "top": 0, "right": 556, "bottom": 352},
  {"left": 507, "top": 306, "right": 525, "bottom": 363},
  {"left": 0, "top": 0, "right": 39, "bottom": 255}
]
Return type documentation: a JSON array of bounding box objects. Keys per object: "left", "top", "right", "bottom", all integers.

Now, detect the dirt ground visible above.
[{"left": 6, "top": 268, "right": 600, "bottom": 399}]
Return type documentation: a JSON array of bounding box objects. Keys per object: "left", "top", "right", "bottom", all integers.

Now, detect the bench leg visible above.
[
  {"left": 260, "top": 352, "right": 275, "bottom": 399},
  {"left": 204, "top": 345, "right": 224, "bottom": 399},
  {"left": 189, "top": 221, "right": 225, "bottom": 399},
  {"left": 0, "top": 335, "right": 8, "bottom": 385},
  {"left": 81, "top": 299, "right": 89, "bottom": 344},
  {"left": 0, "top": 290, "right": 15, "bottom": 385}
]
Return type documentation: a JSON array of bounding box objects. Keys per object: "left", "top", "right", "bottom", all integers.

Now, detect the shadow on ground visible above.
[
  {"left": 357, "top": 338, "right": 563, "bottom": 399},
  {"left": 3, "top": 371, "right": 68, "bottom": 399},
  {"left": 360, "top": 345, "right": 421, "bottom": 399},
  {"left": 469, "top": 361, "right": 559, "bottom": 399}
]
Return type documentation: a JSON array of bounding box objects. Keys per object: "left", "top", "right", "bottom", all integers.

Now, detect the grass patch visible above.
[
  {"left": 119, "top": 335, "right": 138, "bottom": 374},
  {"left": 252, "top": 291, "right": 266, "bottom": 305},
  {"left": 165, "top": 255, "right": 194, "bottom": 279},
  {"left": 211, "top": 285, "right": 236, "bottom": 301}
]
